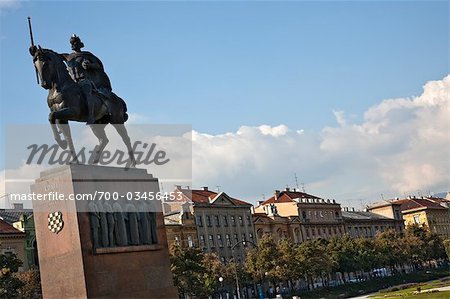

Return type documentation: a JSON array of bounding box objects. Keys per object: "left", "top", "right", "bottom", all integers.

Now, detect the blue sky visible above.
[{"left": 0, "top": 1, "right": 449, "bottom": 205}]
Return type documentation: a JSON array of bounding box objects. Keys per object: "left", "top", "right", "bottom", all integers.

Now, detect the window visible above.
[
  {"left": 208, "top": 235, "right": 215, "bottom": 247},
  {"left": 200, "top": 235, "right": 205, "bottom": 248},
  {"left": 220, "top": 256, "right": 226, "bottom": 263},
  {"left": 239, "top": 216, "right": 244, "bottom": 226},
  {"left": 335, "top": 211, "right": 339, "bottom": 218},
  {"left": 226, "top": 234, "right": 231, "bottom": 247},
  {"left": 188, "top": 236, "right": 194, "bottom": 248},
  {"left": 234, "top": 234, "right": 239, "bottom": 245},
  {"left": 257, "top": 229, "right": 263, "bottom": 239},
  {"left": 214, "top": 215, "right": 220, "bottom": 226},
  {"left": 413, "top": 215, "right": 420, "bottom": 224},
  {"left": 197, "top": 216, "right": 203, "bottom": 227},
  {"left": 175, "top": 236, "right": 180, "bottom": 245},
  {"left": 249, "top": 233, "right": 254, "bottom": 241},
  {"left": 302, "top": 211, "right": 307, "bottom": 218},
  {"left": 242, "top": 234, "right": 246, "bottom": 245},
  {"left": 320, "top": 211, "right": 324, "bottom": 218},
  {"left": 206, "top": 215, "right": 212, "bottom": 227},
  {"left": 223, "top": 215, "right": 228, "bottom": 226},
  {"left": 231, "top": 216, "right": 236, "bottom": 226},
  {"left": 246, "top": 214, "right": 251, "bottom": 226},
  {"left": 218, "top": 235, "right": 223, "bottom": 247}
]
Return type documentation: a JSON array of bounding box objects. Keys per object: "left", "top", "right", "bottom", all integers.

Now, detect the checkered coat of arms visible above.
[{"left": 48, "top": 211, "right": 64, "bottom": 234}]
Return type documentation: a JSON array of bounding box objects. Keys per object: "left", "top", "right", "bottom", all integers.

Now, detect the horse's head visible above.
[{"left": 33, "top": 46, "right": 57, "bottom": 89}]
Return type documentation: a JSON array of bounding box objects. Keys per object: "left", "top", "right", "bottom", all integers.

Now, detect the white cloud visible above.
[
  {"left": 0, "top": 0, "right": 21, "bottom": 13},
  {"left": 192, "top": 75, "right": 450, "bottom": 205},
  {"left": 2, "top": 76, "right": 448, "bottom": 208}
]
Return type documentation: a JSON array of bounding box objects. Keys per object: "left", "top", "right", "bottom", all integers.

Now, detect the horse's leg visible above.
[
  {"left": 112, "top": 124, "right": 136, "bottom": 167},
  {"left": 89, "top": 124, "right": 109, "bottom": 164},
  {"left": 56, "top": 121, "right": 79, "bottom": 164},
  {"left": 50, "top": 107, "right": 78, "bottom": 122},
  {"left": 49, "top": 117, "right": 68, "bottom": 149}
]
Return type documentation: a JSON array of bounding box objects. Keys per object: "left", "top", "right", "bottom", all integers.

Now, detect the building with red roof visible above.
[
  {"left": 0, "top": 218, "right": 26, "bottom": 271},
  {"left": 254, "top": 188, "right": 345, "bottom": 242},
  {"left": 369, "top": 196, "right": 450, "bottom": 238},
  {"left": 164, "top": 186, "right": 255, "bottom": 263}
]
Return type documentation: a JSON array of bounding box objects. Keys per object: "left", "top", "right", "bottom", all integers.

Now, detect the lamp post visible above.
[
  {"left": 231, "top": 240, "right": 256, "bottom": 299},
  {"left": 219, "top": 276, "right": 224, "bottom": 299}
]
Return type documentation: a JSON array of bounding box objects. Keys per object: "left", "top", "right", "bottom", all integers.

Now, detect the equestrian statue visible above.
[{"left": 28, "top": 18, "right": 136, "bottom": 166}]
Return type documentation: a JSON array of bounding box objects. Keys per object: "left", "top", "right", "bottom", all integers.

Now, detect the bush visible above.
[{"left": 15, "top": 267, "right": 42, "bottom": 299}]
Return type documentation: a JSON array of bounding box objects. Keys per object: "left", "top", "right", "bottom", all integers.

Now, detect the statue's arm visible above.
[{"left": 82, "top": 52, "right": 104, "bottom": 70}]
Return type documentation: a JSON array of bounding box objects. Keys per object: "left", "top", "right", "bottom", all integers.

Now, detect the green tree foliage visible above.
[
  {"left": 245, "top": 234, "right": 280, "bottom": 283},
  {"left": 0, "top": 253, "right": 24, "bottom": 299},
  {"left": 298, "top": 238, "right": 333, "bottom": 288},
  {"left": 169, "top": 244, "right": 209, "bottom": 297},
  {"left": 327, "top": 235, "right": 358, "bottom": 282},
  {"left": 443, "top": 239, "right": 450, "bottom": 260},
  {"left": 16, "top": 267, "right": 42, "bottom": 299},
  {"left": 276, "top": 238, "right": 302, "bottom": 288}
]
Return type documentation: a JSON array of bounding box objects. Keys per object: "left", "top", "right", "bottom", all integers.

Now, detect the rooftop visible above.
[
  {"left": 0, "top": 219, "right": 24, "bottom": 235},
  {"left": 175, "top": 187, "right": 252, "bottom": 206},
  {"left": 259, "top": 188, "right": 335, "bottom": 205},
  {"left": 341, "top": 210, "right": 394, "bottom": 221}
]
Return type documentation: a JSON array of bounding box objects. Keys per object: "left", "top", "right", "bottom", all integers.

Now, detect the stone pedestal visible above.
[{"left": 31, "top": 164, "right": 178, "bottom": 298}]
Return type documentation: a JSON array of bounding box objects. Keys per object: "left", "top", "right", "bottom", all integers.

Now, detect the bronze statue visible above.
[
  {"left": 60, "top": 35, "right": 112, "bottom": 124},
  {"left": 29, "top": 42, "right": 136, "bottom": 166}
]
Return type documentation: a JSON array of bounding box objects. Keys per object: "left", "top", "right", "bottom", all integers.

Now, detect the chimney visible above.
[
  {"left": 175, "top": 185, "right": 182, "bottom": 190},
  {"left": 285, "top": 187, "right": 290, "bottom": 191},
  {"left": 13, "top": 203, "right": 23, "bottom": 210},
  {"left": 202, "top": 186, "right": 208, "bottom": 191},
  {"left": 258, "top": 201, "right": 264, "bottom": 205},
  {"left": 274, "top": 190, "right": 280, "bottom": 200}
]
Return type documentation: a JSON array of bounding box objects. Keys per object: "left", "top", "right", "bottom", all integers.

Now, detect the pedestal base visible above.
[{"left": 31, "top": 164, "right": 178, "bottom": 298}]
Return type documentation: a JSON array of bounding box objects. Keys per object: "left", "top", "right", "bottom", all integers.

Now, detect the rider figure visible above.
[{"left": 60, "top": 34, "right": 112, "bottom": 124}]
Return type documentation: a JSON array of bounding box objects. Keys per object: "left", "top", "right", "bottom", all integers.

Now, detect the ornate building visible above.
[
  {"left": 393, "top": 196, "right": 449, "bottom": 238},
  {"left": 0, "top": 219, "right": 26, "bottom": 271},
  {"left": 254, "top": 188, "right": 345, "bottom": 242},
  {"left": 341, "top": 208, "right": 404, "bottom": 238},
  {"left": 164, "top": 187, "right": 255, "bottom": 263},
  {"left": 164, "top": 202, "right": 198, "bottom": 250}
]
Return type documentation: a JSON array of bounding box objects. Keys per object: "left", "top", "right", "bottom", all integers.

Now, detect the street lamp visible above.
[
  {"left": 231, "top": 240, "right": 256, "bottom": 299},
  {"left": 219, "top": 277, "right": 224, "bottom": 299}
]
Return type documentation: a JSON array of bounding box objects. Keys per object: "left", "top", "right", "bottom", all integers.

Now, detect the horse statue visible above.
[{"left": 31, "top": 45, "right": 136, "bottom": 166}]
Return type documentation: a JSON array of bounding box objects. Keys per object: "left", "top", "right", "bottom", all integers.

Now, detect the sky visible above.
[{"left": 0, "top": 1, "right": 449, "bottom": 208}]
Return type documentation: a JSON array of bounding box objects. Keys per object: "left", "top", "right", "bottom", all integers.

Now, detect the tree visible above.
[
  {"left": 298, "top": 238, "right": 333, "bottom": 289},
  {"left": 245, "top": 234, "right": 280, "bottom": 284},
  {"left": 275, "top": 239, "right": 301, "bottom": 291},
  {"left": 328, "top": 235, "right": 358, "bottom": 283},
  {"left": 354, "top": 238, "right": 378, "bottom": 276},
  {"left": 0, "top": 253, "right": 24, "bottom": 299},
  {"left": 201, "top": 253, "right": 233, "bottom": 297},
  {"left": 169, "top": 244, "right": 208, "bottom": 297},
  {"left": 375, "top": 229, "right": 404, "bottom": 272},
  {"left": 16, "top": 267, "right": 42, "bottom": 299},
  {"left": 443, "top": 239, "right": 450, "bottom": 260}
]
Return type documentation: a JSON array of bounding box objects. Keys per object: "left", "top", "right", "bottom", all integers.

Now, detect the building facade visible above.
[
  {"left": 398, "top": 197, "right": 450, "bottom": 238},
  {"left": 341, "top": 208, "right": 404, "bottom": 238},
  {"left": 254, "top": 188, "right": 345, "bottom": 242},
  {"left": 0, "top": 219, "right": 26, "bottom": 271},
  {"left": 164, "top": 203, "right": 198, "bottom": 250},
  {"left": 165, "top": 187, "right": 256, "bottom": 263}
]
